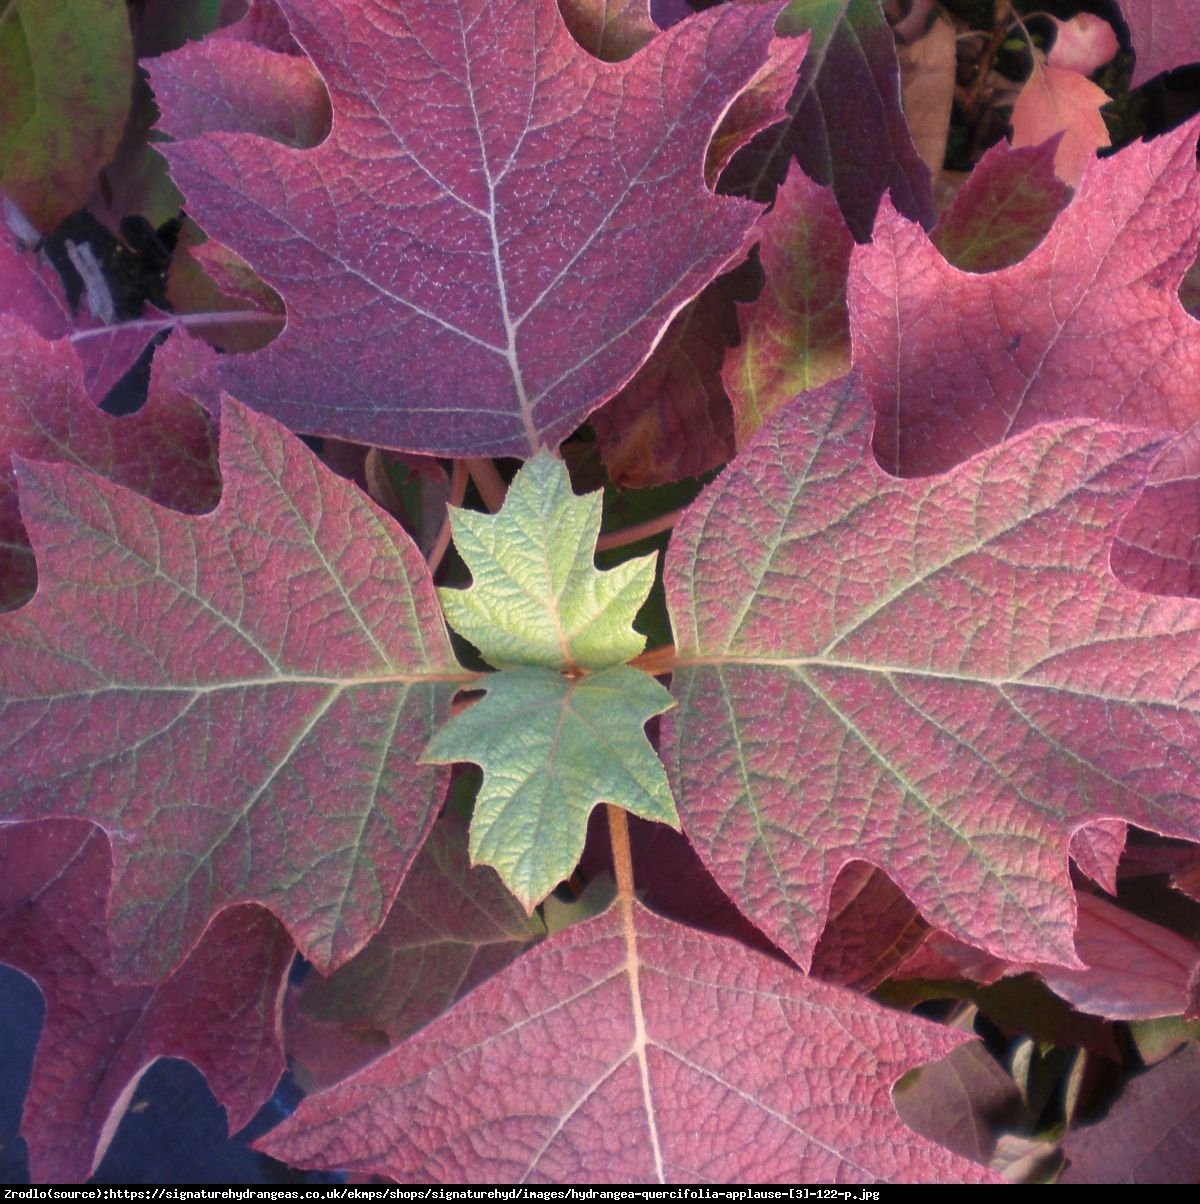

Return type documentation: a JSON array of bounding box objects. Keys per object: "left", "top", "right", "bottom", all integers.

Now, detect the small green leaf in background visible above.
[
  {"left": 438, "top": 452, "right": 656, "bottom": 671},
  {"left": 422, "top": 666, "right": 677, "bottom": 910},
  {"left": 0, "top": 0, "right": 134, "bottom": 230}
]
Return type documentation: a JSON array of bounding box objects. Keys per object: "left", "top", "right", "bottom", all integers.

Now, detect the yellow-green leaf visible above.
[{"left": 439, "top": 453, "right": 656, "bottom": 671}]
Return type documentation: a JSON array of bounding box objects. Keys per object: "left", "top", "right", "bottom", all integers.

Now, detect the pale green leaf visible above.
[
  {"left": 438, "top": 453, "right": 655, "bottom": 671},
  {"left": 422, "top": 666, "right": 677, "bottom": 909}
]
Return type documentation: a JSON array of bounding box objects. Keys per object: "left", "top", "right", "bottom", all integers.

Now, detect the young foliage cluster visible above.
[{"left": 3, "top": 0, "right": 1200, "bottom": 1185}]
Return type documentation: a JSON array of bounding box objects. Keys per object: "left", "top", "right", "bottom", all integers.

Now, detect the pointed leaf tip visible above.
[
  {"left": 423, "top": 665, "right": 677, "bottom": 909},
  {"left": 0, "top": 397, "right": 465, "bottom": 981},
  {"left": 439, "top": 453, "right": 657, "bottom": 672}
]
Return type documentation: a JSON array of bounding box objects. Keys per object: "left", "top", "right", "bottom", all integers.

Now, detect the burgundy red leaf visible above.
[
  {"left": 850, "top": 119, "right": 1200, "bottom": 476},
  {"left": 158, "top": 0, "right": 801, "bottom": 456},
  {"left": 0, "top": 318, "right": 220, "bottom": 609},
  {"left": 285, "top": 809, "right": 544, "bottom": 1091},
  {"left": 259, "top": 900, "right": 995, "bottom": 1183},
  {"left": 664, "top": 373, "right": 1200, "bottom": 970},
  {"left": 0, "top": 399, "right": 466, "bottom": 981},
  {"left": 0, "top": 820, "right": 291, "bottom": 1182}
]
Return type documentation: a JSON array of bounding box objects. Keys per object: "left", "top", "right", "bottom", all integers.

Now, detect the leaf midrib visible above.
[
  {"left": 671, "top": 652, "right": 1191, "bottom": 709},
  {"left": 8, "top": 669, "right": 478, "bottom": 702}
]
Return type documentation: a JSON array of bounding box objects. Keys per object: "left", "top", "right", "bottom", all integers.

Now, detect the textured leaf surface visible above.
[
  {"left": 439, "top": 454, "right": 655, "bottom": 671},
  {"left": 1069, "top": 820, "right": 1127, "bottom": 895},
  {"left": 0, "top": 820, "right": 292, "bottom": 1182},
  {"left": 423, "top": 666, "right": 677, "bottom": 908},
  {"left": 0, "top": 318, "right": 220, "bottom": 609},
  {"left": 0, "top": 233, "right": 70, "bottom": 336},
  {"left": 0, "top": 399, "right": 465, "bottom": 980},
  {"left": 165, "top": 223, "right": 286, "bottom": 360},
  {"left": 258, "top": 900, "right": 995, "bottom": 1182},
  {"left": 0, "top": 0, "right": 133, "bottom": 230},
  {"left": 1061, "top": 1043, "right": 1200, "bottom": 1183},
  {"left": 215, "top": 0, "right": 301, "bottom": 54},
  {"left": 724, "top": 167, "right": 853, "bottom": 444},
  {"left": 1117, "top": 0, "right": 1200, "bottom": 87},
  {"left": 663, "top": 373, "right": 1200, "bottom": 969},
  {"left": 286, "top": 806, "right": 545, "bottom": 1090},
  {"left": 723, "top": 0, "right": 934, "bottom": 241},
  {"left": 1112, "top": 424, "right": 1200, "bottom": 598},
  {"left": 851, "top": 120, "right": 1200, "bottom": 476},
  {"left": 159, "top": 0, "right": 790, "bottom": 456}
]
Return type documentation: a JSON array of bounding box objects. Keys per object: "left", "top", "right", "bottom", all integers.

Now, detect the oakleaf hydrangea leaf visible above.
[
  {"left": 285, "top": 805, "right": 546, "bottom": 1091},
  {"left": 422, "top": 666, "right": 677, "bottom": 909},
  {"left": 850, "top": 119, "right": 1200, "bottom": 477},
  {"left": 0, "top": 820, "right": 292, "bottom": 1182},
  {"left": 0, "top": 398, "right": 467, "bottom": 981},
  {"left": 157, "top": 0, "right": 794, "bottom": 456},
  {"left": 439, "top": 453, "right": 656, "bottom": 671},
  {"left": 258, "top": 901, "right": 995, "bottom": 1182},
  {"left": 664, "top": 373, "right": 1200, "bottom": 971}
]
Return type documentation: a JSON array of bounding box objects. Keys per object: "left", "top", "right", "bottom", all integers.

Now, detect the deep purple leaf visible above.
[
  {"left": 721, "top": 0, "right": 935, "bottom": 240},
  {"left": 157, "top": 0, "right": 798, "bottom": 456},
  {"left": 1061, "top": 1043, "right": 1200, "bottom": 1183}
]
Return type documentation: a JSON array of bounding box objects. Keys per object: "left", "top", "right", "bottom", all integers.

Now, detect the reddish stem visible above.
[
  {"left": 68, "top": 309, "right": 280, "bottom": 344},
  {"left": 466, "top": 457, "right": 507, "bottom": 512},
  {"left": 427, "top": 459, "right": 470, "bottom": 576},
  {"left": 607, "top": 803, "right": 636, "bottom": 903},
  {"left": 595, "top": 507, "right": 684, "bottom": 552}
]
